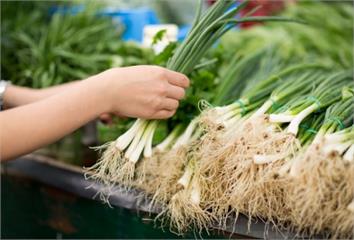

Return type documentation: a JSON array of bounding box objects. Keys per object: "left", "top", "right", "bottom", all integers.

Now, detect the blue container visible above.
[
  {"left": 100, "top": 8, "right": 159, "bottom": 42},
  {"left": 49, "top": 5, "right": 160, "bottom": 43}
]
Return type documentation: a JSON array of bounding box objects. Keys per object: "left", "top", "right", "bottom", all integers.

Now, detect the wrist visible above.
[
  {"left": 3, "top": 85, "right": 43, "bottom": 109},
  {"left": 85, "top": 75, "right": 114, "bottom": 116},
  {"left": 0, "top": 81, "right": 11, "bottom": 110}
]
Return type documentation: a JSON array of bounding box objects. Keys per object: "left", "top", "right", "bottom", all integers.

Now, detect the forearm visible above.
[
  {"left": 3, "top": 81, "right": 80, "bottom": 108},
  {"left": 34, "top": 81, "right": 81, "bottom": 99},
  {"left": 0, "top": 77, "right": 108, "bottom": 161},
  {"left": 3, "top": 85, "right": 42, "bottom": 108}
]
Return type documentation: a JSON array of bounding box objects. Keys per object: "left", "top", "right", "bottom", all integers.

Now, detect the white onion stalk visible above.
[
  {"left": 216, "top": 107, "right": 242, "bottom": 123},
  {"left": 175, "top": 162, "right": 201, "bottom": 205},
  {"left": 312, "top": 129, "right": 327, "bottom": 145},
  {"left": 155, "top": 125, "right": 183, "bottom": 152},
  {"left": 115, "top": 119, "right": 145, "bottom": 150},
  {"left": 287, "top": 103, "right": 318, "bottom": 135},
  {"left": 114, "top": 121, "right": 158, "bottom": 183},
  {"left": 172, "top": 119, "right": 198, "bottom": 149},
  {"left": 127, "top": 121, "right": 158, "bottom": 163},
  {"left": 176, "top": 159, "right": 200, "bottom": 203},
  {"left": 253, "top": 99, "right": 274, "bottom": 118},
  {"left": 324, "top": 128, "right": 354, "bottom": 143},
  {"left": 177, "top": 164, "right": 194, "bottom": 189},
  {"left": 269, "top": 113, "right": 295, "bottom": 123},
  {"left": 325, "top": 132, "right": 349, "bottom": 143},
  {"left": 190, "top": 178, "right": 201, "bottom": 205},
  {"left": 124, "top": 121, "right": 148, "bottom": 158},
  {"left": 143, "top": 122, "right": 158, "bottom": 158},
  {"left": 214, "top": 104, "right": 239, "bottom": 115},
  {"left": 322, "top": 128, "right": 354, "bottom": 157},
  {"left": 155, "top": 133, "right": 175, "bottom": 152},
  {"left": 223, "top": 115, "right": 241, "bottom": 128},
  {"left": 212, "top": 98, "right": 250, "bottom": 125},
  {"left": 343, "top": 144, "right": 354, "bottom": 162}
]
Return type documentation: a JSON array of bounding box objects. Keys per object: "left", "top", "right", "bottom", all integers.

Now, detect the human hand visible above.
[{"left": 92, "top": 65, "right": 190, "bottom": 119}]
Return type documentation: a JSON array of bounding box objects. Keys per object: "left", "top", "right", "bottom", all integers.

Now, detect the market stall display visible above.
[
  {"left": 86, "top": 1, "right": 353, "bottom": 238},
  {"left": 1, "top": 0, "right": 353, "bottom": 239}
]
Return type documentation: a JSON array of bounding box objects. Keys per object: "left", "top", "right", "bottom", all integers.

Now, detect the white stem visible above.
[
  {"left": 347, "top": 200, "right": 354, "bottom": 212},
  {"left": 129, "top": 122, "right": 156, "bottom": 163},
  {"left": 177, "top": 165, "right": 193, "bottom": 188},
  {"left": 288, "top": 103, "right": 317, "bottom": 135},
  {"left": 173, "top": 120, "right": 197, "bottom": 149},
  {"left": 269, "top": 113, "right": 295, "bottom": 123},
  {"left": 226, "top": 117, "right": 245, "bottom": 136},
  {"left": 224, "top": 115, "right": 241, "bottom": 128},
  {"left": 124, "top": 121, "right": 148, "bottom": 159},
  {"left": 215, "top": 99, "right": 247, "bottom": 120},
  {"left": 155, "top": 128, "right": 179, "bottom": 152},
  {"left": 253, "top": 99, "right": 273, "bottom": 118},
  {"left": 190, "top": 178, "right": 201, "bottom": 205},
  {"left": 218, "top": 108, "right": 241, "bottom": 123},
  {"left": 312, "top": 131, "right": 325, "bottom": 145},
  {"left": 129, "top": 138, "right": 146, "bottom": 163},
  {"left": 214, "top": 106, "right": 231, "bottom": 115},
  {"left": 143, "top": 122, "right": 158, "bottom": 158},
  {"left": 115, "top": 119, "right": 144, "bottom": 150},
  {"left": 224, "top": 101, "right": 243, "bottom": 111},
  {"left": 343, "top": 144, "right": 354, "bottom": 162},
  {"left": 325, "top": 133, "right": 346, "bottom": 143}
]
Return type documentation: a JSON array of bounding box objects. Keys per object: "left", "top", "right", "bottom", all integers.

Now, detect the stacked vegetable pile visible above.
[
  {"left": 87, "top": 0, "right": 293, "bottom": 185},
  {"left": 1, "top": 1, "right": 153, "bottom": 88},
  {"left": 83, "top": 1, "right": 353, "bottom": 238}
]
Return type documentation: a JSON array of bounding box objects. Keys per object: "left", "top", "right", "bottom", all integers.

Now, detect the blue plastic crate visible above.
[
  {"left": 100, "top": 8, "right": 159, "bottom": 42},
  {"left": 49, "top": 5, "right": 160, "bottom": 43}
]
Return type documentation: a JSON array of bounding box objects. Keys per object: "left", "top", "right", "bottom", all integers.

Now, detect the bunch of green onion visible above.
[
  {"left": 85, "top": 0, "right": 354, "bottom": 237},
  {"left": 87, "top": 0, "right": 296, "bottom": 187}
]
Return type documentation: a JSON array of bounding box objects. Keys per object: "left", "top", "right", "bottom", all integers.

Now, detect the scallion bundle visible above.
[{"left": 86, "top": 0, "right": 297, "bottom": 192}]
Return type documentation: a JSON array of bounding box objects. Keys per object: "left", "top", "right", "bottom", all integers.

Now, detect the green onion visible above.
[
  {"left": 270, "top": 71, "right": 353, "bottom": 135},
  {"left": 90, "top": 0, "right": 300, "bottom": 186}
]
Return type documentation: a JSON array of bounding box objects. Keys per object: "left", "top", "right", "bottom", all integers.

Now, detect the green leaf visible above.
[
  {"left": 152, "top": 29, "right": 167, "bottom": 45},
  {"left": 153, "top": 42, "right": 177, "bottom": 66}
]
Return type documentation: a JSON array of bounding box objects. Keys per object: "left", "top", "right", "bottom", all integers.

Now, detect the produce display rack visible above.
[{"left": 2, "top": 155, "right": 302, "bottom": 239}]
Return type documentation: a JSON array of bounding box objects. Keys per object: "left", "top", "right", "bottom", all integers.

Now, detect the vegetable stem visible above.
[{"left": 288, "top": 103, "right": 317, "bottom": 135}]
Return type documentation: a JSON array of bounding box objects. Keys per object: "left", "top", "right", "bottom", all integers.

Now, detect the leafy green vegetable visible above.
[{"left": 1, "top": 1, "right": 124, "bottom": 87}]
